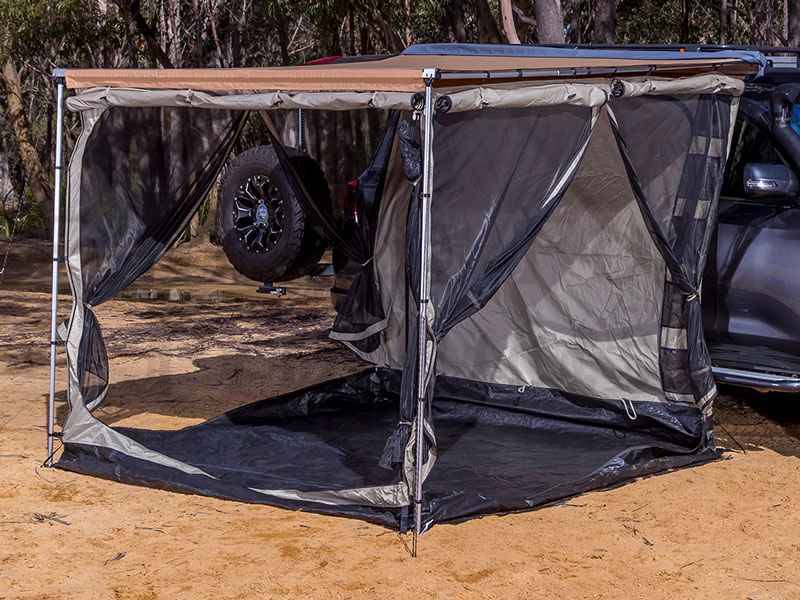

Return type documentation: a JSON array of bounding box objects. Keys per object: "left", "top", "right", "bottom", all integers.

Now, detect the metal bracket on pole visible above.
[
  {"left": 412, "top": 73, "right": 435, "bottom": 558},
  {"left": 46, "top": 78, "right": 65, "bottom": 467}
]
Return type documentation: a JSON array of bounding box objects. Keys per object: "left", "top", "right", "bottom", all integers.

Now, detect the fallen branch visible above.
[
  {"left": 33, "top": 512, "right": 70, "bottom": 526},
  {"left": 108, "top": 350, "right": 151, "bottom": 360}
]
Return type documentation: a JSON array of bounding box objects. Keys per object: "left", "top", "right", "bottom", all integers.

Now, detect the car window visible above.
[{"left": 721, "top": 116, "right": 790, "bottom": 199}]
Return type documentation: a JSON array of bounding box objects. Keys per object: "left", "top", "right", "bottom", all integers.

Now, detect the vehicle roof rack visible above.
[{"left": 540, "top": 43, "right": 800, "bottom": 70}]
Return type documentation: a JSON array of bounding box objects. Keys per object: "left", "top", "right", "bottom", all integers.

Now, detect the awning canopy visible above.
[
  {"left": 54, "top": 42, "right": 747, "bottom": 537},
  {"left": 57, "top": 44, "right": 765, "bottom": 92}
]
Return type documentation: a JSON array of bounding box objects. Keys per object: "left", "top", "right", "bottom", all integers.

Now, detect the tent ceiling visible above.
[{"left": 59, "top": 51, "right": 761, "bottom": 92}]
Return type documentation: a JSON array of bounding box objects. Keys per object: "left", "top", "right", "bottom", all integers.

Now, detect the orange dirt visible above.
[{"left": 1, "top": 242, "right": 800, "bottom": 599}]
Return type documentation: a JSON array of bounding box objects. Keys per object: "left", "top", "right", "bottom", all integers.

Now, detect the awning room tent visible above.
[{"left": 47, "top": 44, "right": 765, "bottom": 547}]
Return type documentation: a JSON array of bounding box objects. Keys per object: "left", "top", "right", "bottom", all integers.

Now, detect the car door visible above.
[{"left": 703, "top": 109, "right": 800, "bottom": 373}]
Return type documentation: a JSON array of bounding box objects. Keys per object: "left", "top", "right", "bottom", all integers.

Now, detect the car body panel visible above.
[{"left": 702, "top": 96, "right": 800, "bottom": 387}]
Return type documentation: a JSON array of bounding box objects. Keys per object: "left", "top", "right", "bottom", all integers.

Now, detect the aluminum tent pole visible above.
[
  {"left": 412, "top": 70, "right": 436, "bottom": 556},
  {"left": 46, "top": 78, "right": 65, "bottom": 467}
]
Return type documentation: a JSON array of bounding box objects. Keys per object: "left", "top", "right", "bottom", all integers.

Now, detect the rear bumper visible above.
[{"left": 712, "top": 366, "right": 800, "bottom": 391}]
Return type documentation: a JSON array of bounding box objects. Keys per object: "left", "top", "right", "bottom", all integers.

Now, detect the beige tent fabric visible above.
[
  {"left": 61, "top": 53, "right": 757, "bottom": 91},
  {"left": 65, "top": 73, "right": 743, "bottom": 114},
  {"left": 65, "top": 88, "right": 417, "bottom": 113}
]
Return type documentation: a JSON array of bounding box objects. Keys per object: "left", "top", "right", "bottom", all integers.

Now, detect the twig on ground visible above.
[
  {"left": 622, "top": 523, "right": 653, "bottom": 546},
  {"left": 680, "top": 559, "right": 703, "bottom": 569},
  {"left": 103, "top": 552, "right": 126, "bottom": 566},
  {"left": 33, "top": 466, "right": 59, "bottom": 483},
  {"left": 398, "top": 532, "right": 413, "bottom": 556},
  {"left": 193, "top": 503, "right": 228, "bottom": 514}
]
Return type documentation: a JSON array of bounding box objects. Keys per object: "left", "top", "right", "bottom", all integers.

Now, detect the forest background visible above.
[{"left": 0, "top": 0, "right": 793, "bottom": 240}]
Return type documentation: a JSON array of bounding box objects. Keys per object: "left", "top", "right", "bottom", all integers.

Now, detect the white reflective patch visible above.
[
  {"left": 661, "top": 326, "right": 687, "bottom": 350},
  {"left": 664, "top": 391, "right": 696, "bottom": 404},
  {"left": 699, "top": 385, "right": 717, "bottom": 414},
  {"left": 694, "top": 199, "right": 711, "bottom": 219},
  {"left": 250, "top": 481, "right": 410, "bottom": 508},
  {"left": 673, "top": 196, "right": 688, "bottom": 216},
  {"left": 690, "top": 136, "right": 724, "bottom": 157}
]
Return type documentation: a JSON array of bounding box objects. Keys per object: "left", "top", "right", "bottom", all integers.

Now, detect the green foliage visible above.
[
  {"left": 0, "top": 0, "right": 125, "bottom": 67},
  {"left": 0, "top": 198, "right": 44, "bottom": 237}
]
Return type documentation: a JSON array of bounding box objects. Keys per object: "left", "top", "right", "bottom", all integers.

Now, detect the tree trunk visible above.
[
  {"left": 752, "top": 0, "right": 773, "bottom": 45},
  {"left": 117, "top": 0, "right": 175, "bottom": 68},
  {"left": 452, "top": 0, "right": 468, "bottom": 42},
  {"left": 500, "top": 0, "right": 522, "bottom": 43},
  {"left": 0, "top": 114, "right": 17, "bottom": 207},
  {"left": 274, "top": 0, "right": 290, "bottom": 65},
  {"left": 566, "top": 0, "right": 583, "bottom": 43},
  {"left": 167, "top": 0, "right": 181, "bottom": 67},
  {"left": 789, "top": 0, "right": 800, "bottom": 46},
  {"left": 405, "top": 0, "right": 412, "bottom": 47},
  {"left": 680, "top": 0, "right": 690, "bottom": 43},
  {"left": 191, "top": 0, "right": 204, "bottom": 66},
  {"left": 475, "top": 0, "right": 504, "bottom": 43},
  {"left": 594, "top": 0, "right": 615, "bottom": 43},
  {"left": 534, "top": 0, "right": 565, "bottom": 43},
  {"left": 1, "top": 57, "right": 52, "bottom": 226},
  {"left": 720, "top": 0, "right": 728, "bottom": 44}
]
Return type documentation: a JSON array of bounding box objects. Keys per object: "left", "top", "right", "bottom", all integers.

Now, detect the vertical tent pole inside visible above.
[
  {"left": 413, "top": 71, "right": 436, "bottom": 556},
  {"left": 47, "top": 78, "right": 65, "bottom": 467}
]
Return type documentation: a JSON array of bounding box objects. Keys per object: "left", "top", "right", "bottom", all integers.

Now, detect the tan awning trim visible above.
[{"left": 64, "top": 66, "right": 427, "bottom": 92}]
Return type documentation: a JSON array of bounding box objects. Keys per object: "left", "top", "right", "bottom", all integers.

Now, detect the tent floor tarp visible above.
[{"left": 57, "top": 369, "right": 718, "bottom": 531}]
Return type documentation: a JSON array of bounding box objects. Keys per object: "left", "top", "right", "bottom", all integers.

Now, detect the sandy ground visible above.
[{"left": 2, "top": 241, "right": 800, "bottom": 599}]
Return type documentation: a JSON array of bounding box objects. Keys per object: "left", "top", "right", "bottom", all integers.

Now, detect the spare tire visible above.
[{"left": 217, "top": 145, "right": 331, "bottom": 283}]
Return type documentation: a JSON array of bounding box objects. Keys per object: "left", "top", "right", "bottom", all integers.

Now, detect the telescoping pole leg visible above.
[
  {"left": 46, "top": 78, "right": 65, "bottom": 467},
  {"left": 412, "top": 71, "right": 436, "bottom": 557}
]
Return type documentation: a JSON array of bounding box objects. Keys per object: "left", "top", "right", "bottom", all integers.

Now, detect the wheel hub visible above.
[
  {"left": 232, "top": 175, "right": 285, "bottom": 254},
  {"left": 255, "top": 203, "right": 269, "bottom": 224}
]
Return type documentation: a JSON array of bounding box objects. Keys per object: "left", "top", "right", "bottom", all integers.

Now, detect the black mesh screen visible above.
[
  {"left": 609, "top": 94, "right": 733, "bottom": 406},
  {"left": 384, "top": 105, "right": 595, "bottom": 468},
  {"left": 73, "top": 106, "right": 246, "bottom": 410},
  {"left": 77, "top": 310, "right": 108, "bottom": 410},
  {"left": 79, "top": 106, "right": 246, "bottom": 305}
]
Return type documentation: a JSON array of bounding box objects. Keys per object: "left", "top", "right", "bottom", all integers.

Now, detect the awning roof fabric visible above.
[{"left": 59, "top": 44, "right": 765, "bottom": 92}]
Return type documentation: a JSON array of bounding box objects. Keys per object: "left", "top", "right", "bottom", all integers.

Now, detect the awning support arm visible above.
[
  {"left": 47, "top": 78, "right": 65, "bottom": 467},
  {"left": 413, "top": 70, "right": 436, "bottom": 556}
]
